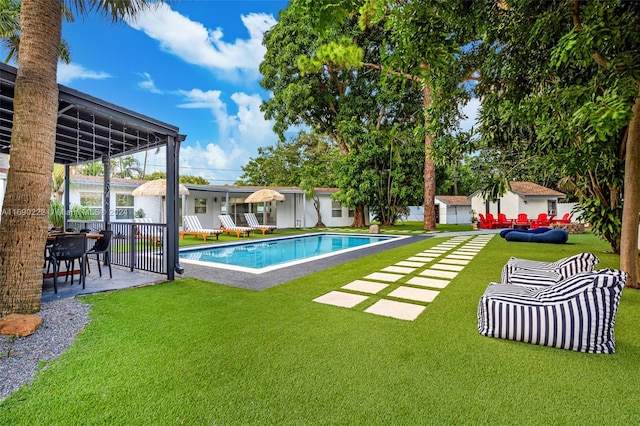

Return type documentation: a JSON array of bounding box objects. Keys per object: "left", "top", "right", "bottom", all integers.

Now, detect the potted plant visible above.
[{"left": 470, "top": 210, "right": 478, "bottom": 230}]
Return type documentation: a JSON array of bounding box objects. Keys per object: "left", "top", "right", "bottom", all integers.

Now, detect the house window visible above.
[
  {"left": 115, "top": 194, "right": 134, "bottom": 220},
  {"left": 348, "top": 209, "right": 355, "bottom": 218},
  {"left": 547, "top": 200, "right": 557, "bottom": 216},
  {"left": 79, "top": 192, "right": 102, "bottom": 219},
  {"left": 194, "top": 198, "right": 207, "bottom": 214},
  {"left": 332, "top": 201, "right": 342, "bottom": 218}
]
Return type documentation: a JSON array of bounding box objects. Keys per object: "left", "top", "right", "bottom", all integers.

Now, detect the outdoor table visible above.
[{"left": 43, "top": 233, "right": 102, "bottom": 279}]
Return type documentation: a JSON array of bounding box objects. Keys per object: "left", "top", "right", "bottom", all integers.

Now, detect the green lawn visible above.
[{"left": 2, "top": 231, "right": 639, "bottom": 424}]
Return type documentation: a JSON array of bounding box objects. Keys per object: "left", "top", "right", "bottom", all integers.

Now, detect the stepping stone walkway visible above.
[{"left": 313, "top": 234, "right": 494, "bottom": 321}]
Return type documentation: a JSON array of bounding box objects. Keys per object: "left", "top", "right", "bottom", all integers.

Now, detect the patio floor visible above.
[{"left": 42, "top": 266, "right": 167, "bottom": 303}]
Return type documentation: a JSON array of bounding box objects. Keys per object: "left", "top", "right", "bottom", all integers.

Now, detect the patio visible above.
[{"left": 41, "top": 266, "right": 166, "bottom": 303}]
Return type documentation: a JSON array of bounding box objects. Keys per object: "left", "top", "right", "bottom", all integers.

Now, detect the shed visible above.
[{"left": 435, "top": 195, "right": 472, "bottom": 224}]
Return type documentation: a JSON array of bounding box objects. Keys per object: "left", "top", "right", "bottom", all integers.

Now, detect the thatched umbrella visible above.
[
  {"left": 244, "top": 188, "right": 285, "bottom": 203},
  {"left": 244, "top": 189, "right": 285, "bottom": 224},
  {"left": 132, "top": 179, "right": 189, "bottom": 222}
]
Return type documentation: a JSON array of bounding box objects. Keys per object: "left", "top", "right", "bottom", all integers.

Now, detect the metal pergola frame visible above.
[{"left": 0, "top": 62, "right": 186, "bottom": 279}]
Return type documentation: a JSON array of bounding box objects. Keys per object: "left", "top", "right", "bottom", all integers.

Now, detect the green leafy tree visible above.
[
  {"left": 238, "top": 131, "right": 341, "bottom": 227},
  {"left": 179, "top": 175, "right": 209, "bottom": 185},
  {"left": 0, "top": 0, "right": 165, "bottom": 316},
  {"left": 261, "top": 3, "right": 424, "bottom": 227},
  {"left": 474, "top": 0, "right": 640, "bottom": 287}
]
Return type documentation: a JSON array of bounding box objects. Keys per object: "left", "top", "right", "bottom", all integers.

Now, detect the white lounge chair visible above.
[
  {"left": 218, "top": 214, "right": 254, "bottom": 238},
  {"left": 181, "top": 215, "right": 223, "bottom": 242},
  {"left": 244, "top": 212, "right": 277, "bottom": 235}
]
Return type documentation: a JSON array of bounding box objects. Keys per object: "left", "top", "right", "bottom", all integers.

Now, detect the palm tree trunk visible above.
[
  {"left": 0, "top": 0, "right": 62, "bottom": 316},
  {"left": 620, "top": 92, "right": 640, "bottom": 289}
]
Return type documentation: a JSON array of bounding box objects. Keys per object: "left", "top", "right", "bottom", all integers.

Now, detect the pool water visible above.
[{"left": 179, "top": 233, "right": 401, "bottom": 273}]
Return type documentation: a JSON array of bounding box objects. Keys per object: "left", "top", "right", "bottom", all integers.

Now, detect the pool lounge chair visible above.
[
  {"left": 218, "top": 214, "right": 254, "bottom": 238},
  {"left": 182, "top": 215, "right": 223, "bottom": 242},
  {"left": 244, "top": 213, "right": 277, "bottom": 235},
  {"left": 134, "top": 217, "right": 163, "bottom": 247}
]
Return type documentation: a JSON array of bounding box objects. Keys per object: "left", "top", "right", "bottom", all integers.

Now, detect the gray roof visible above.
[{"left": 0, "top": 62, "right": 184, "bottom": 165}]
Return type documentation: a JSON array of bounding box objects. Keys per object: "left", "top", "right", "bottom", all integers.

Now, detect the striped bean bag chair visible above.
[
  {"left": 478, "top": 269, "right": 626, "bottom": 353},
  {"left": 501, "top": 252, "right": 599, "bottom": 287}
]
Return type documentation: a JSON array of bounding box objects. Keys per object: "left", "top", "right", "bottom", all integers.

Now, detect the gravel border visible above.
[{"left": 0, "top": 298, "right": 91, "bottom": 402}]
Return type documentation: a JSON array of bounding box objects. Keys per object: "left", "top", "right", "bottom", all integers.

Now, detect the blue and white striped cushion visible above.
[
  {"left": 501, "top": 252, "right": 599, "bottom": 286},
  {"left": 509, "top": 269, "right": 562, "bottom": 287},
  {"left": 478, "top": 269, "right": 626, "bottom": 353}
]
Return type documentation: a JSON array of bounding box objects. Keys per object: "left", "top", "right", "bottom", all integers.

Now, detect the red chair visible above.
[
  {"left": 478, "top": 213, "right": 496, "bottom": 229},
  {"left": 552, "top": 213, "right": 573, "bottom": 224},
  {"left": 531, "top": 213, "right": 554, "bottom": 229},
  {"left": 497, "top": 213, "right": 513, "bottom": 228}
]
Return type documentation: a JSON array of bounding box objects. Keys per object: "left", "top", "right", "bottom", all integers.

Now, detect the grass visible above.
[{"left": 1, "top": 231, "right": 639, "bottom": 424}]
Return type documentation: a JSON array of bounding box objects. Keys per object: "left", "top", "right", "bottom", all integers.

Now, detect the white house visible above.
[
  {"left": 434, "top": 195, "right": 473, "bottom": 224},
  {"left": 63, "top": 176, "right": 357, "bottom": 229},
  {"left": 470, "top": 181, "right": 565, "bottom": 220},
  {"left": 179, "top": 185, "right": 356, "bottom": 229}
]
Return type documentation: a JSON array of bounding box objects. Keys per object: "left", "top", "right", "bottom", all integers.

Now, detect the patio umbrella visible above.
[
  {"left": 244, "top": 189, "right": 285, "bottom": 224},
  {"left": 244, "top": 188, "right": 285, "bottom": 203},
  {"left": 132, "top": 179, "right": 189, "bottom": 197},
  {"left": 132, "top": 179, "right": 189, "bottom": 222}
]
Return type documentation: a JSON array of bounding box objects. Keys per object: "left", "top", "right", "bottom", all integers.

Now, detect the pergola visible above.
[{"left": 0, "top": 62, "right": 186, "bottom": 279}]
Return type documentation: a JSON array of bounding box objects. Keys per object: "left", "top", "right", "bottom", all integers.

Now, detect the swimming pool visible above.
[{"left": 179, "top": 233, "right": 405, "bottom": 274}]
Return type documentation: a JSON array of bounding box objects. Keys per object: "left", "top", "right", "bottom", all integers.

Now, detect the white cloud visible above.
[
  {"left": 57, "top": 62, "right": 111, "bottom": 85},
  {"left": 167, "top": 88, "right": 277, "bottom": 184},
  {"left": 137, "top": 72, "right": 162, "bottom": 94},
  {"left": 127, "top": 4, "right": 277, "bottom": 81}
]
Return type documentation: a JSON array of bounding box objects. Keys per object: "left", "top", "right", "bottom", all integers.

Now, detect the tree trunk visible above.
[
  {"left": 0, "top": 0, "right": 62, "bottom": 316},
  {"left": 351, "top": 204, "right": 367, "bottom": 227},
  {"left": 422, "top": 83, "right": 436, "bottom": 230},
  {"left": 313, "top": 195, "right": 325, "bottom": 228},
  {"left": 620, "top": 92, "right": 640, "bottom": 289}
]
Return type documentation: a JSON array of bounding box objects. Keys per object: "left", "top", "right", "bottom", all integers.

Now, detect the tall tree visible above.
[
  {"left": 261, "top": 4, "right": 423, "bottom": 227},
  {"left": 0, "top": 0, "right": 161, "bottom": 316}
]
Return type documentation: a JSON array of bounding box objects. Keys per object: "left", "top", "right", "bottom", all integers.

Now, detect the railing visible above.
[{"left": 67, "top": 220, "right": 167, "bottom": 275}]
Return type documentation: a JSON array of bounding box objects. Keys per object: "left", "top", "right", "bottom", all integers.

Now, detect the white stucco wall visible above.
[{"left": 70, "top": 181, "right": 150, "bottom": 222}]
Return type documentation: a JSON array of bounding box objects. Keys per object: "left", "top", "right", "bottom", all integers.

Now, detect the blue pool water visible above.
[{"left": 179, "top": 233, "right": 399, "bottom": 273}]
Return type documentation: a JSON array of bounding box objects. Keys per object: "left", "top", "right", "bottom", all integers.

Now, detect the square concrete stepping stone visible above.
[
  {"left": 364, "top": 299, "right": 426, "bottom": 321},
  {"left": 419, "top": 269, "right": 458, "bottom": 279},
  {"left": 342, "top": 280, "right": 388, "bottom": 294},
  {"left": 313, "top": 291, "right": 368, "bottom": 308},
  {"left": 364, "top": 272, "right": 404, "bottom": 282},
  {"left": 422, "top": 251, "right": 446, "bottom": 256},
  {"left": 440, "top": 258, "right": 469, "bottom": 265},
  {"left": 432, "top": 263, "right": 465, "bottom": 271},
  {"left": 382, "top": 265, "right": 416, "bottom": 274},
  {"left": 452, "top": 251, "right": 475, "bottom": 256},
  {"left": 448, "top": 254, "right": 474, "bottom": 260},
  {"left": 408, "top": 256, "right": 435, "bottom": 262},
  {"left": 389, "top": 286, "right": 439, "bottom": 303},
  {"left": 406, "top": 276, "right": 450, "bottom": 289},
  {"left": 396, "top": 260, "right": 426, "bottom": 267}
]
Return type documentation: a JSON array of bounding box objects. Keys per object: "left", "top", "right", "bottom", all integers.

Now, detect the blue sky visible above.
[{"left": 50, "top": 1, "right": 289, "bottom": 184}]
